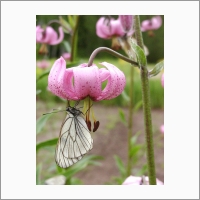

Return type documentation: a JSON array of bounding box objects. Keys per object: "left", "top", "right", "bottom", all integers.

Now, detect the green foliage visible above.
[
  {"left": 149, "top": 60, "right": 164, "bottom": 78},
  {"left": 130, "top": 39, "right": 147, "bottom": 67},
  {"left": 36, "top": 138, "right": 58, "bottom": 152},
  {"left": 108, "top": 131, "right": 147, "bottom": 185},
  {"left": 36, "top": 114, "right": 53, "bottom": 134}
]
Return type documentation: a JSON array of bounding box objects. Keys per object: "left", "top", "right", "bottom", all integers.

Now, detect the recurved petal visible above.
[
  {"left": 73, "top": 64, "right": 102, "bottom": 100},
  {"left": 48, "top": 57, "right": 78, "bottom": 100},
  {"left": 96, "top": 17, "right": 111, "bottom": 39},
  {"left": 97, "top": 62, "right": 126, "bottom": 100},
  {"left": 50, "top": 26, "right": 64, "bottom": 45}
]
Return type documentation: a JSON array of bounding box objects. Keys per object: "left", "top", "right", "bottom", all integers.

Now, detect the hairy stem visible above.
[
  {"left": 88, "top": 47, "right": 139, "bottom": 67},
  {"left": 134, "top": 15, "right": 156, "bottom": 185},
  {"left": 127, "top": 65, "right": 134, "bottom": 176},
  {"left": 70, "top": 15, "right": 80, "bottom": 62}
]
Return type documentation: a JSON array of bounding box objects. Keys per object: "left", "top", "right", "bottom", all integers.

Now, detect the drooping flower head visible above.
[
  {"left": 48, "top": 57, "right": 126, "bottom": 101},
  {"left": 48, "top": 57, "right": 126, "bottom": 132},
  {"left": 36, "top": 25, "right": 64, "bottom": 45},
  {"left": 96, "top": 16, "right": 125, "bottom": 39},
  {"left": 141, "top": 15, "right": 162, "bottom": 32},
  {"left": 119, "top": 15, "right": 134, "bottom": 33}
]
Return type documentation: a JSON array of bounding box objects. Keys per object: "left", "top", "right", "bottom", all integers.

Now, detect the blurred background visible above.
[{"left": 36, "top": 15, "right": 164, "bottom": 185}]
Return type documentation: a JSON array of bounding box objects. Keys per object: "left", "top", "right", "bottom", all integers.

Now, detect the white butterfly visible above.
[{"left": 55, "top": 106, "right": 93, "bottom": 168}]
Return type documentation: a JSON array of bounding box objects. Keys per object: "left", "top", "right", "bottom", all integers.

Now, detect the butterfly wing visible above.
[{"left": 55, "top": 113, "right": 93, "bottom": 168}]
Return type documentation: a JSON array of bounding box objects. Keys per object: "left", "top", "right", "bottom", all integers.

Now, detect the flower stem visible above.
[
  {"left": 134, "top": 15, "right": 156, "bottom": 185},
  {"left": 127, "top": 65, "right": 134, "bottom": 176},
  {"left": 70, "top": 15, "right": 80, "bottom": 62},
  {"left": 88, "top": 47, "right": 139, "bottom": 67}
]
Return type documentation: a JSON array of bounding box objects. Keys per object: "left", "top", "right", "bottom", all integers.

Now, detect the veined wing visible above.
[{"left": 55, "top": 113, "right": 93, "bottom": 168}]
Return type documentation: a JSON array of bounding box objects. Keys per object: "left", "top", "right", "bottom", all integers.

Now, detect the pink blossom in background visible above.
[
  {"left": 96, "top": 17, "right": 125, "bottom": 39},
  {"left": 122, "top": 175, "right": 164, "bottom": 185},
  {"left": 141, "top": 16, "right": 162, "bottom": 32},
  {"left": 62, "top": 52, "right": 71, "bottom": 61},
  {"left": 119, "top": 15, "right": 134, "bottom": 33},
  {"left": 36, "top": 60, "right": 50, "bottom": 69},
  {"left": 160, "top": 124, "right": 164, "bottom": 134},
  {"left": 161, "top": 73, "right": 164, "bottom": 87},
  {"left": 48, "top": 57, "right": 126, "bottom": 101},
  {"left": 36, "top": 25, "right": 64, "bottom": 45}
]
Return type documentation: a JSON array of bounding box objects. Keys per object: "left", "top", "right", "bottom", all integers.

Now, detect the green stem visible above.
[
  {"left": 88, "top": 47, "right": 139, "bottom": 67},
  {"left": 70, "top": 15, "right": 80, "bottom": 62},
  {"left": 134, "top": 15, "right": 156, "bottom": 185},
  {"left": 127, "top": 65, "right": 134, "bottom": 176}
]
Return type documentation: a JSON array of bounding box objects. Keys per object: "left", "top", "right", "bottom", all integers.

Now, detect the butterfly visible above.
[{"left": 54, "top": 105, "right": 93, "bottom": 168}]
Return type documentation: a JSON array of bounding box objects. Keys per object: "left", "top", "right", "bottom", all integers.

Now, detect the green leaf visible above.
[
  {"left": 130, "top": 39, "right": 147, "bottom": 67},
  {"left": 36, "top": 164, "right": 42, "bottom": 185},
  {"left": 62, "top": 41, "right": 71, "bottom": 53},
  {"left": 59, "top": 16, "right": 72, "bottom": 34},
  {"left": 36, "top": 90, "right": 42, "bottom": 95},
  {"left": 36, "top": 71, "right": 49, "bottom": 83},
  {"left": 114, "top": 155, "right": 126, "bottom": 177},
  {"left": 133, "top": 100, "right": 143, "bottom": 112},
  {"left": 121, "top": 90, "right": 130, "bottom": 102},
  {"left": 36, "top": 138, "right": 58, "bottom": 152},
  {"left": 62, "top": 155, "right": 103, "bottom": 179},
  {"left": 131, "top": 131, "right": 141, "bottom": 145},
  {"left": 36, "top": 114, "right": 52, "bottom": 134},
  {"left": 130, "top": 145, "right": 142, "bottom": 157},
  {"left": 118, "top": 109, "right": 126, "bottom": 125},
  {"left": 148, "top": 60, "right": 164, "bottom": 78}
]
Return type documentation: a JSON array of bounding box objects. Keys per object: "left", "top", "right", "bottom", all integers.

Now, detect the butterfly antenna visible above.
[{"left": 43, "top": 109, "right": 67, "bottom": 115}]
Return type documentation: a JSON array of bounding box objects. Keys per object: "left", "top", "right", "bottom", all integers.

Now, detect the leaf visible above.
[
  {"left": 59, "top": 16, "right": 72, "bottom": 34},
  {"left": 62, "top": 155, "right": 103, "bottom": 178},
  {"left": 133, "top": 100, "right": 143, "bottom": 112},
  {"left": 36, "top": 138, "right": 58, "bottom": 152},
  {"left": 36, "top": 164, "right": 42, "bottom": 185},
  {"left": 36, "top": 114, "right": 53, "bottom": 134},
  {"left": 121, "top": 90, "right": 130, "bottom": 102},
  {"left": 131, "top": 131, "right": 141, "bottom": 145},
  {"left": 130, "top": 145, "right": 142, "bottom": 157},
  {"left": 118, "top": 109, "right": 126, "bottom": 125},
  {"left": 36, "top": 90, "right": 42, "bottom": 95},
  {"left": 114, "top": 155, "right": 126, "bottom": 177},
  {"left": 130, "top": 39, "right": 147, "bottom": 67},
  {"left": 36, "top": 71, "right": 49, "bottom": 83},
  {"left": 148, "top": 60, "right": 164, "bottom": 78},
  {"left": 62, "top": 41, "right": 71, "bottom": 53}
]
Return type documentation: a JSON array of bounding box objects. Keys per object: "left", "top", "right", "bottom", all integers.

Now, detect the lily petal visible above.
[
  {"left": 73, "top": 64, "right": 102, "bottom": 100},
  {"left": 48, "top": 57, "right": 78, "bottom": 100},
  {"left": 97, "top": 62, "right": 126, "bottom": 100},
  {"left": 50, "top": 26, "right": 64, "bottom": 45}
]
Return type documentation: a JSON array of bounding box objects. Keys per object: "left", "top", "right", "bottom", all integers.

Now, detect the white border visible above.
[{"left": 1, "top": 1, "right": 199, "bottom": 199}]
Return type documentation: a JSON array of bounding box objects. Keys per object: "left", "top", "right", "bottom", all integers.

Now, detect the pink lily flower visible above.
[
  {"left": 48, "top": 57, "right": 126, "bottom": 101},
  {"left": 122, "top": 175, "right": 164, "bottom": 185},
  {"left": 96, "top": 17, "right": 125, "bottom": 39},
  {"left": 141, "top": 16, "right": 162, "bottom": 32},
  {"left": 36, "top": 60, "right": 51, "bottom": 69},
  {"left": 36, "top": 25, "right": 64, "bottom": 45},
  {"left": 62, "top": 52, "right": 71, "bottom": 61},
  {"left": 119, "top": 15, "right": 133, "bottom": 33}
]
